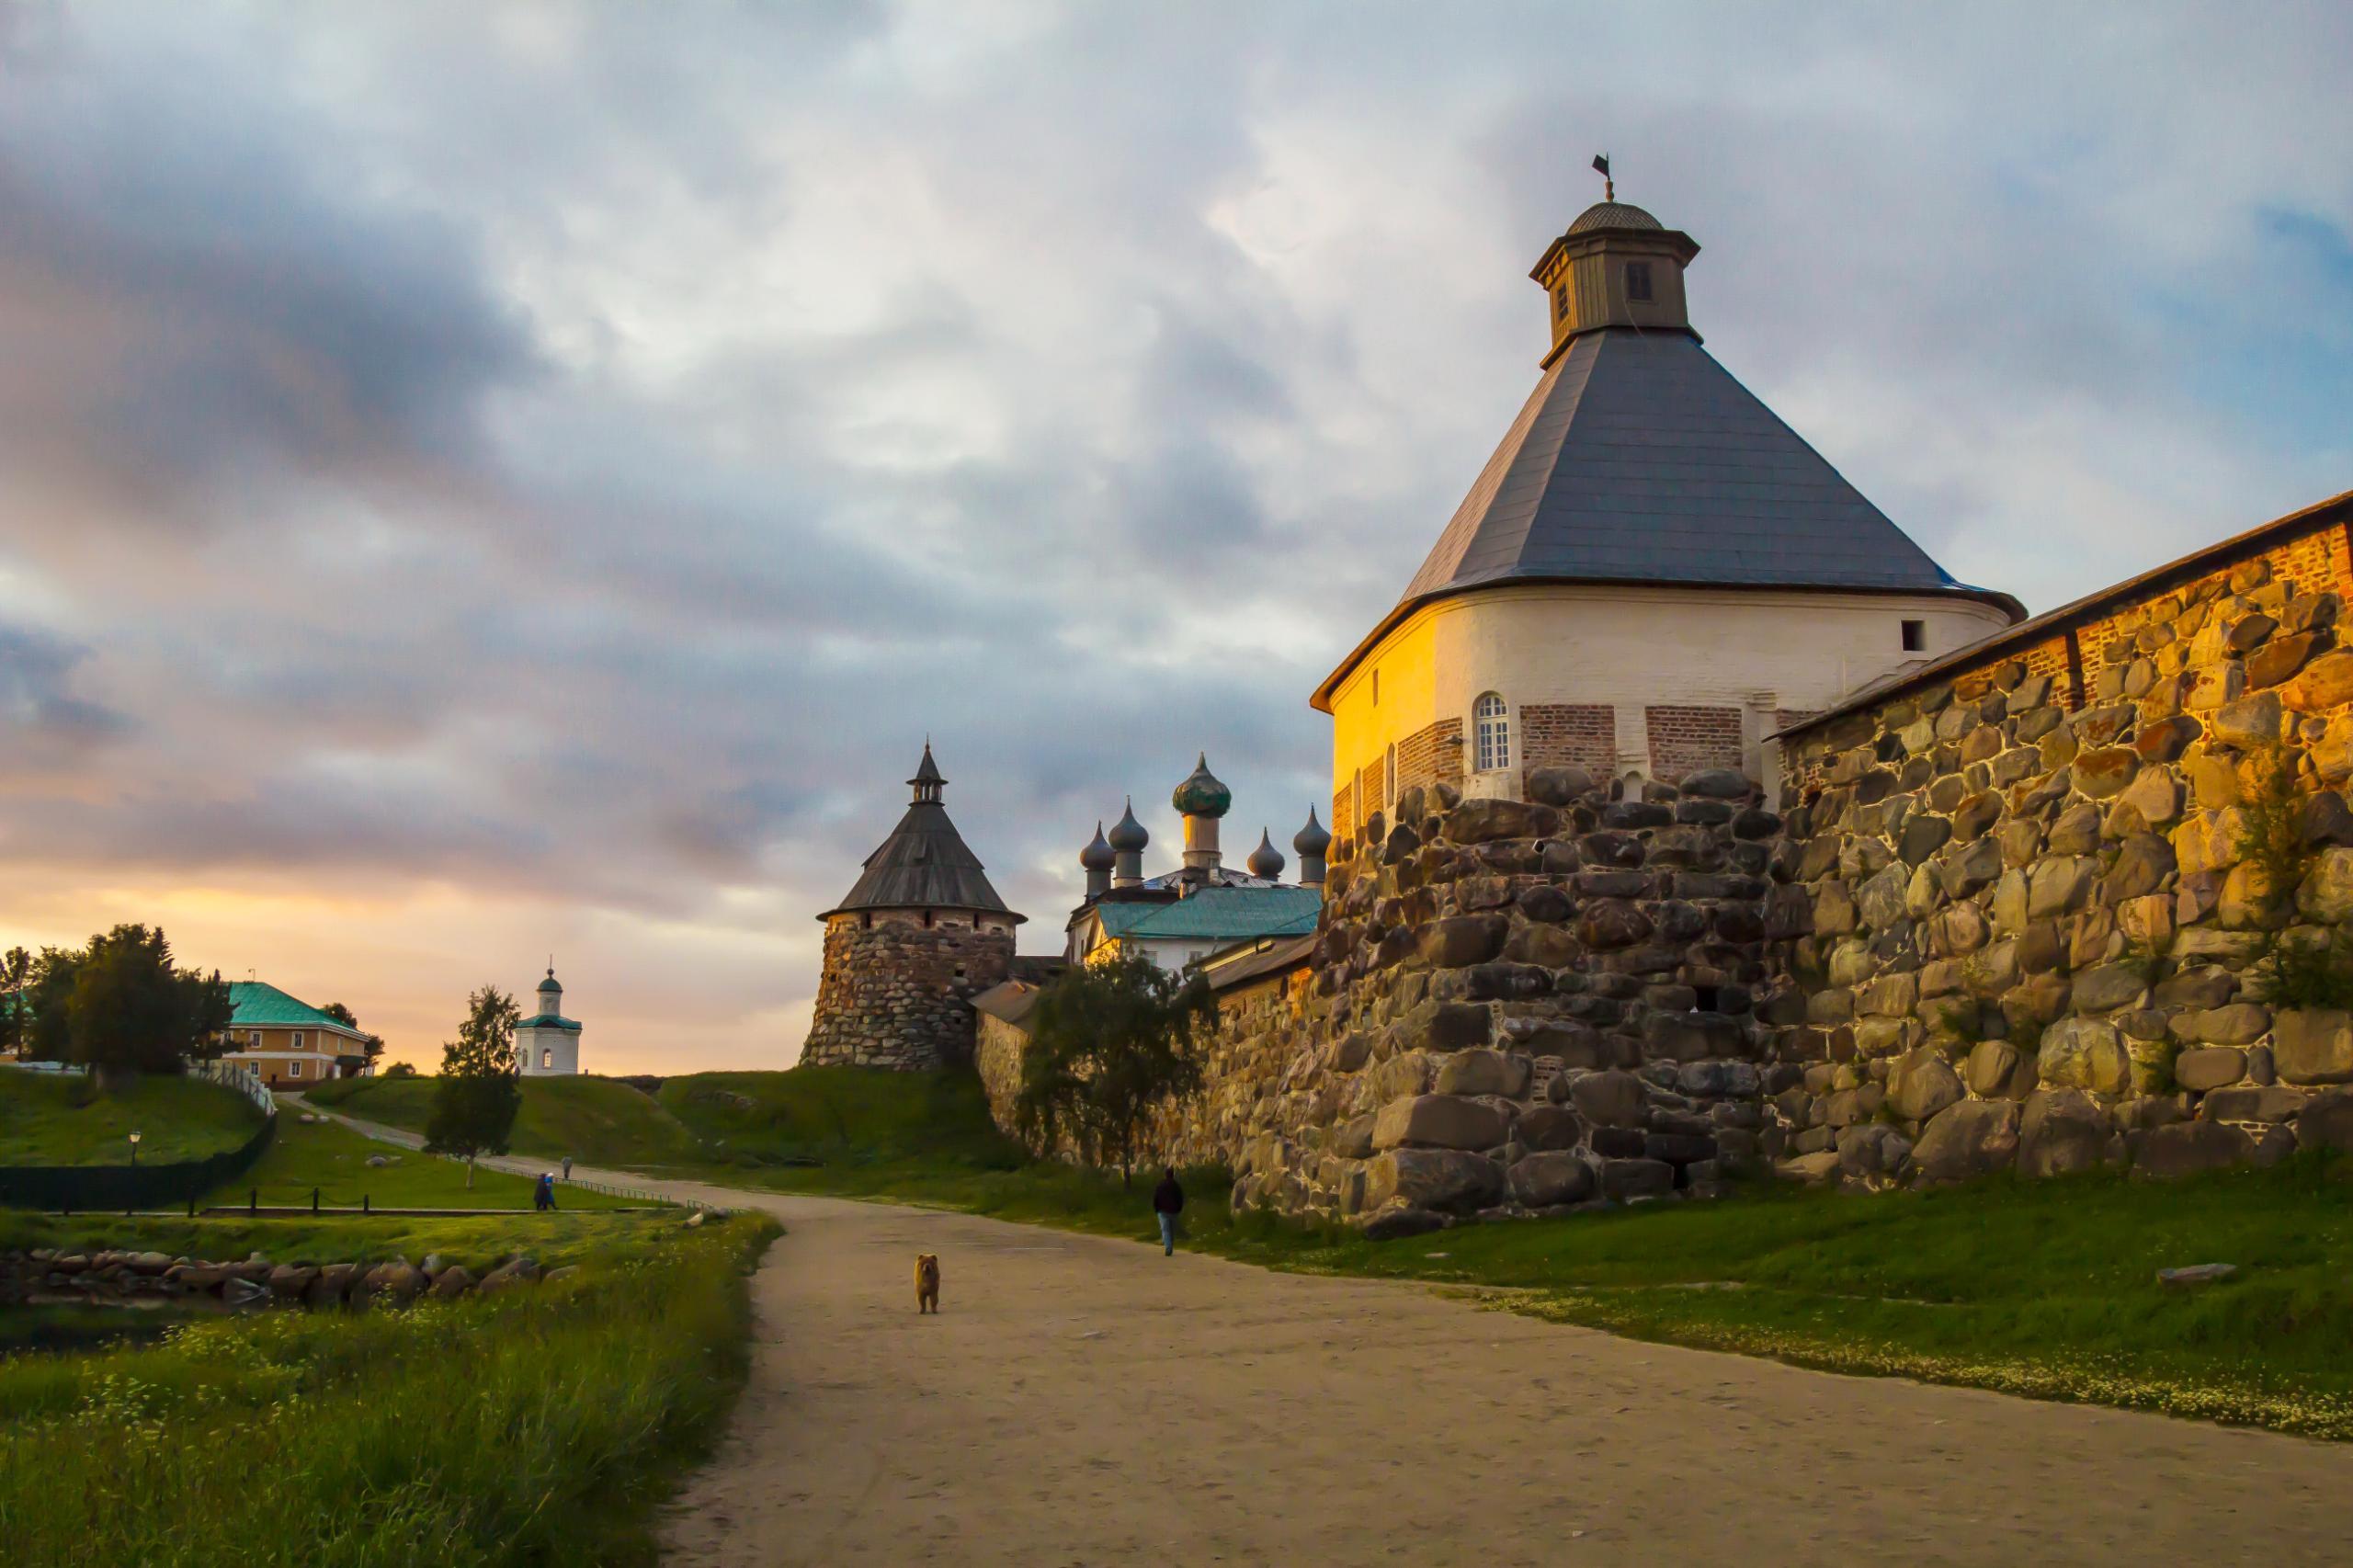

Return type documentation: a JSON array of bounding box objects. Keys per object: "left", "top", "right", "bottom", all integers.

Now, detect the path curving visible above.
[{"left": 301, "top": 1101, "right": 2353, "bottom": 1565}]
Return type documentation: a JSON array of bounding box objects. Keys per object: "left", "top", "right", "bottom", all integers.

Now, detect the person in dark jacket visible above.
[{"left": 1151, "top": 1167, "right": 1184, "bottom": 1256}]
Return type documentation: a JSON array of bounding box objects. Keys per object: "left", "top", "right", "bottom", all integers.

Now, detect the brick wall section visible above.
[
  {"left": 1518, "top": 703, "right": 1616, "bottom": 796},
  {"left": 1645, "top": 704, "right": 1743, "bottom": 781},
  {"left": 1396, "top": 717, "right": 1465, "bottom": 797}
]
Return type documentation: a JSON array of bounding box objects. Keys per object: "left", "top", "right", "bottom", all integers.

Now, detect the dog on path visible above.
[{"left": 915, "top": 1253, "right": 940, "bottom": 1314}]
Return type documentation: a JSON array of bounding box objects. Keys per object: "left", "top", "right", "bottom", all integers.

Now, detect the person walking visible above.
[
  {"left": 1151, "top": 1166, "right": 1184, "bottom": 1256},
  {"left": 535, "top": 1172, "right": 557, "bottom": 1212},
  {"left": 562, "top": 1155, "right": 573, "bottom": 1181}
]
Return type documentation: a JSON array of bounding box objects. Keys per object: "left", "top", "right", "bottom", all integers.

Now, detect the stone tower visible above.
[{"left": 799, "top": 745, "right": 1024, "bottom": 1070}]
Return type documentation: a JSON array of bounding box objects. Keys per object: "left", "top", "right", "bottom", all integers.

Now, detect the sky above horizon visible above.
[{"left": 2, "top": 2, "right": 2348, "bottom": 1074}]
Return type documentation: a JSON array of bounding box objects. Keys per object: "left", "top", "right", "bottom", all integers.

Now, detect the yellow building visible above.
[
  {"left": 1313, "top": 191, "right": 2023, "bottom": 834},
  {"left": 217, "top": 981, "right": 372, "bottom": 1089}
]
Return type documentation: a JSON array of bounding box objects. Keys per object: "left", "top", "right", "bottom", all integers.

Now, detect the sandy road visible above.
[
  {"left": 653, "top": 1189, "right": 2353, "bottom": 1568},
  {"left": 291, "top": 1103, "right": 2353, "bottom": 1565}
]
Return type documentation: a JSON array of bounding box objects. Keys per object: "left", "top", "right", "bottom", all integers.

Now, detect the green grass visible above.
[
  {"left": 0, "top": 1209, "right": 778, "bottom": 1567},
  {"left": 0, "top": 1069, "right": 262, "bottom": 1165},
  {"left": 656, "top": 1066, "right": 1026, "bottom": 1171},
  {"left": 221, "top": 1111, "right": 640, "bottom": 1212},
  {"left": 309, "top": 1074, "right": 704, "bottom": 1167}
]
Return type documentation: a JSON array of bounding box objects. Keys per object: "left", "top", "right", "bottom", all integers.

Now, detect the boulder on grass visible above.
[
  {"left": 1506, "top": 1152, "right": 1597, "bottom": 1208},
  {"left": 478, "top": 1256, "right": 542, "bottom": 1295},
  {"left": 430, "top": 1265, "right": 477, "bottom": 1300},
  {"left": 2132, "top": 1120, "right": 2255, "bottom": 1178}
]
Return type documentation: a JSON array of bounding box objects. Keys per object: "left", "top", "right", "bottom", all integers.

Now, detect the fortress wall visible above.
[
  {"left": 983, "top": 493, "right": 2353, "bottom": 1226},
  {"left": 1765, "top": 497, "right": 2353, "bottom": 1185}
]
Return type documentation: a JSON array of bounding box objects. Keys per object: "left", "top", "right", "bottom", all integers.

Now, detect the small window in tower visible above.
[
  {"left": 540, "top": 1048, "right": 553, "bottom": 1069},
  {"left": 1384, "top": 744, "right": 1397, "bottom": 808},
  {"left": 1552, "top": 283, "right": 1568, "bottom": 319},
  {"left": 1370, "top": 669, "right": 1379, "bottom": 706},
  {"left": 1626, "top": 261, "right": 1653, "bottom": 301},
  {"left": 1694, "top": 984, "right": 1722, "bottom": 1012},
  {"left": 1902, "top": 619, "right": 1926, "bottom": 653},
  {"left": 1473, "top": 692, "right": 1510, "bottom": 774}
]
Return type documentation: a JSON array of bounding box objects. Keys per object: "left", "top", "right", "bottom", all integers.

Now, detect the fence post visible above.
[
  {"left": 363, "top": 1193, "right": 369, "bottom": 1214},
  {"left": 249, "top": 1187, "right": 257, "bottom": 1215},
  {"left": 311, "top": 1187, "right": 320, "bottom": 1214}
]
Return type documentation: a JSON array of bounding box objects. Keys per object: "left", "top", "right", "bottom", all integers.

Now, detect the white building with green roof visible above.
[{"left": 516, "top": 968, "right": 583, "bottom": 1076}]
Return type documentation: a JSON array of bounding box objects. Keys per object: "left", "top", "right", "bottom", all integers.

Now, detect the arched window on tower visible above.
[
  {"left": 1473, "top": 692, "right": 1510, "bottom": 774},
  {"left": 540, "top": 1048, "right": 553, "bottom": 1070}
]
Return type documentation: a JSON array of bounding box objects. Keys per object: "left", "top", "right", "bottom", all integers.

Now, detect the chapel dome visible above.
[
  {"left": 1245, "top": 830, "right": 1285, "bottom": 881},
  {"left": 1292, "top": 808, "right": 1333, "bottom": 858},
  {"left": 538, "top": 970, "right": 562, "bottom": 994},
  {"left": 1566, "top": 200, "right": 1663, "bottom": 234},
  {"left": 1171, "top": 755, "right": 1232, "bottom": 819},
  {"left": 1107, "top": 798, "right": 1150, "bottom": 852}
]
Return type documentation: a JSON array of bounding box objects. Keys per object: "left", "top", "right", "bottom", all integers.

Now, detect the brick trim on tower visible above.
[
  {"left": 1518, "top": 703, "right": 1615, "bottom": 795},
  {"left": 1645, "top": 704, "right": 1743, "bottom": 781}
]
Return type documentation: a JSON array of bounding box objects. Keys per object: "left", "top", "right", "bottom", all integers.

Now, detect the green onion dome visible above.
[{"left": 1170, "top": 754, "right": 1232, "bottom": 819}]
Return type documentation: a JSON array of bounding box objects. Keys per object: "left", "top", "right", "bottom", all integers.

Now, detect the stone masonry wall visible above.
[
  {"left": 1126, "top": 766, "right": 1797, "bottom": 1236},
  {"left": 801, "top": 913, "right": 1014, "bottom": 1070},
  {"left": 1765, "top": 510, "right": 2353, "bottom": 1188}
]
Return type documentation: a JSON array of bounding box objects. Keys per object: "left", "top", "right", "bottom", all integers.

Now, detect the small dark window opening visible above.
[
  {"left": 1371, "top": 669, "right": 1380, "bottom": 706},
  {"left": 1693, "top": 984, "right": 1722, "bottom": 1013},
  {"left": 923, "top": 910, "right": 934, "bottom": 928},
  {"left": 1901, "top": 619, "right": 1926, "bottom": 653},
  {"left": 1552, "top": 283, "right": 1568, "bottom": 319},
  {"left": 1625, "top": 262, "right": 1653, "bottom": 301}
]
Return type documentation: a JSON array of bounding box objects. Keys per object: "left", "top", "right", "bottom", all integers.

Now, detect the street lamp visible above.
[{"left": 128, "top": 1131, "right": 142, "bottom": 1167}]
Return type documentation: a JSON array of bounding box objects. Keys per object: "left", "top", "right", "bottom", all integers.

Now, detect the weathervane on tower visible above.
[{"left": 1592, "top": 152, "right": 1613, "bottom": 202}]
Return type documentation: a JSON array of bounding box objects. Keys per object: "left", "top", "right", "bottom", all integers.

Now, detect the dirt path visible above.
[{"left": 298, "top": 1102, "right": 2353, "bottom": 1564}]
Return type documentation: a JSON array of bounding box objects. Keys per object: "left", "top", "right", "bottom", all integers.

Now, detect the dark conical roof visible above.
[
  {"left": 1079, "top": 822, "right": 1116, "bottom": 871},
  {"left": 1399, "top": 330, "right": 2014, "bottom": 604},
  {"left": 819, "top": 751, "right": 1022, "bottom": 923}
]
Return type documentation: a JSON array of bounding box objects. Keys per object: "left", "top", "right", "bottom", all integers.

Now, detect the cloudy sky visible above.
[{"left": 1, "top": 2, "right": 2347, "bottom": 1073}]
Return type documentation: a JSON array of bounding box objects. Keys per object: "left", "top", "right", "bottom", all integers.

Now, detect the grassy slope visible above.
[
  {"left": 656, "top": 1066, "right": 1025, "bottom": 1170},
  {"left": 0, "top": 1070, "right": 261, "bottom": 1165},
  {"left": 309, "top": 1074, "right": 704, "bottom": 1167},
  {"left": 222, "top": 1111, "right": 639, "bottom": 1211},
  {"left": 0, "top": 1209, "right": 779, "bottom": 1568}
]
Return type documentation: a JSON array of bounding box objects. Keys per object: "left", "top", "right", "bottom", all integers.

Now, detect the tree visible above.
[
  {"left": 322, "top": 1001, "right": 387, "bottom": 1070},
  {"left": 425, "top": 986, "right": 521, "bottom": 1187},
  {"left": 0, "top": 947, "right": 29, "bottom": 1057},
  {"left": 62, "top": 925, "right": 232, "bottom": 1089},
  {"left": 24, "top": 946, "right": 82, "bottom": 1062},
  {"left": 1015, "top": 949, "right": 1216, "bottom": 1186}
]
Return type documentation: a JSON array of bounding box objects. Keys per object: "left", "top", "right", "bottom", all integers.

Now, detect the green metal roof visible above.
[
  {"left": 517, "top": 1012, "right": 583, "bottom": 1033},
  {"left": 226, "top": 981, "right": 367, "bottom": 1038},
  {"left": 1096, "top": 885, "right": 1321, "bottom": 944}
]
